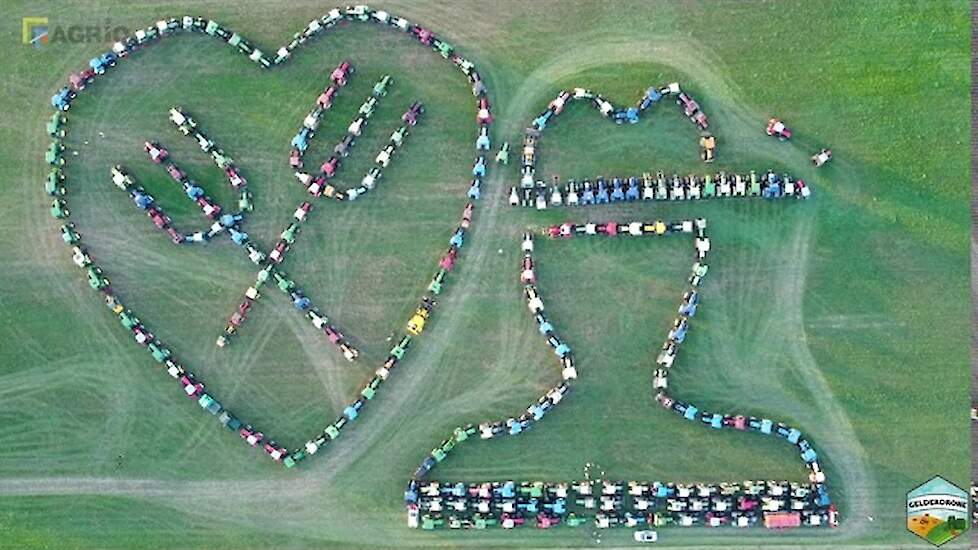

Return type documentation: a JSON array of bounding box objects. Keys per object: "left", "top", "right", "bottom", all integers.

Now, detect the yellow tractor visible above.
[
  {"left": 406, "top": 308, "right": 429, "bottom": 335},
  {"left": 406, "top": 297, "right": 437, "bottom": 335}
]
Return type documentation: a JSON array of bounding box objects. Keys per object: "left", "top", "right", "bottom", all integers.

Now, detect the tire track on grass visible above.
[
  {"left": 448, "top": 37, "right": 877, "bottom": 540},
  {"left": 780, "top": 219, "right": 876, "bottom": 535},
  {"left": 5, "top": 21, "right": 873, "bottom": 548},
  {"left": 706, "top": 214, "right": 874, "bottom": 538}
]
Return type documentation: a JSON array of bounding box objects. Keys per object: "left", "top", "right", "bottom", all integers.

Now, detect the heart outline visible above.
[{"left": 48, "top": 6, "right": 493, "bottom": 467}]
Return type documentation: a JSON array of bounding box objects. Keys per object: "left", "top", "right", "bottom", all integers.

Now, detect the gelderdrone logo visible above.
[
  {"left": 906, "top": 476, "right": 969, "bottom": 546},
  {"left": 22, "top": 17, "right": 48, "bottom": 47}
]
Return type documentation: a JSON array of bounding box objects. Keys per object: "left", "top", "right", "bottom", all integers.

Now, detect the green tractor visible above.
[
  {"left": 46, "top": 140, "right": 64, "bottom": 166},
  {"left": 372, "top": 75, "right": 392, "bottom": 97},
  {"left": 60, "top": 223, "right": 80, "bottom": 244},
  {"left": 359, "top": 97, "right": 378, "bottom": 119},
  {"left": 283, "top": 450, "right": 306, "bottom": 468},
  {"left": 47, "top": 113, "right": 65, "bottom": 137},
  {"left": 749, "top": 170, "right": 761, "bottom": 196},
  {"left": 453, "top": 425, "right": 475, "bottom": 442},
  {"left": 219, "top": 410, "right": 242, "bottom": 431},
  {"left": 211, "top": 150, "right": 233, "bottom": 170},
  {"left": 361, "top": 376, "right": 382, "bottom": 400},
  {"left": 473, "top": 515, "right": 497, "bottom": 529},
  {"left": 280, "top": 223, "right": 299, "bottom": 243},
  {"left": 239, "top": 189, "right": 253, "bottom": 212},
  {"left": 86, "top": 266, "right": 109, "bottom": 290},
  {"left": 273, "top": 272, "right": 295, "bottom": 292},
  {"left": 255, "top": 265, "right": 273, "bottom": 288},
  {"left": 434, "top": 39, "right": 453, "bottom": 59},
  {"left": 122, "top": 311, "right": 145, "bottom": 331},
  {"left": 120, "top": 311, "right": 139, "bottom": 330},
  {"left": 50, "top": 199, "right": 69, "bottom": 219},
  {"left": 390, "top": 335, "right": 411, "bottom": 359},
  {"left": 45, "top": 167, "right": 65, "bottom": 196},
  {"left": 198, "top": 393, "right": 221, "bottom": 414},
  {"left": 325, "top": 424, "right": 340, "bottom": 440},
  {"left": 565, "top": 513, "right": 588, "bottom": 527},
  {"left": 420, "top": 515, "right": 444, "bottom": 530},
  {"left": 148, "top": 342, "right": 171, "bottom": 363},
  {"left": 495, "top": 142, "right": 509, "bottom": 164},
  {"left": 390, "top": 125, "right": 409, "bottom": 147},
  {"left": 431, "top": 437, "right": 456, "bottom": 462},
  {"left": 703, "top": 174, "right": 716, "bottom": 197},
  {"left": 427, "top": 269, "right": 447, "bottom": 294}
]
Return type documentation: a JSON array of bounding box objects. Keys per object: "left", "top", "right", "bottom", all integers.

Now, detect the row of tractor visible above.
[
  {"left": 154, "top": 107, "right": 357, "bottom": 359},
  {"left": 46, "top": 5, "right": 496, "bottom": 467},
  {"left": 349, "top": 100, "right": 424, "bottom": 201},
  {"left": 273, "top": 7, "right": 486, "bottom": 96},
  {"left": 102, "top": 136, "right": 359, "bottom": 462},
  {"left": 405, "top": 232, "right": 578, "bottom": 488},
  {"left": 405, "top": 222, "right": 835, "bottom": 529},
  {"left": 291, "top": 67, "right": 424, "bottom": 201},
  {"left": 289, "top": 60, "right": 354, "bottom": 180},
  {"left": 58, "top": 211, "right": 294, "bottom": 462},
  {"left": 406, "top": 479, "right": 838, "bottom": 530},
  {"left": 218, "top": 4, "right": 497, "bottom": 470},
  {"left": 551, "top": 219, "right": 833, "bottom": 500},
  {"left": 291, "top": 199, "right": 479, "bottom": 467},
  {"left": 517, "top": 83, "right": 712, "bottom": 189},
  {"left": 510, "top": 170, "right": 811, "bottom": 209}
]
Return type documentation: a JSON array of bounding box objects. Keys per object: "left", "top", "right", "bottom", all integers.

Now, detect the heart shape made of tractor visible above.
[{"left": 46, "top": 6, "right": 493, "bottom": 467}]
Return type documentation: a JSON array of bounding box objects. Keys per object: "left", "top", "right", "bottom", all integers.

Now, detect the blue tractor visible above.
[
  {"left": 639, "top": 87, "right": 663, "bottom": 110},
  {"left": 89, "top": 52, "right": 117, "bottom": 75},
  {"left": 679, "top": 291, "right": 699, "bottom": 317},
  {"left": 610, "top": 178, "right": 625, "bottom": 201},
  {"left": 51, "top": 87, "right": 74, "bottom": 111},
  {"left": 595, "top": 178, "right": 609, "bottom": 204},
  {"left": 625, "top": 177, "right": 640, "bottom": 200},
  {"left": 580, "top": 181, "right": 595, "bottom": 205},
  {"left": 291, "top": 128, "right": 312, "bottom": 152},
  {"left": 533, "top": 109, "right": 554, "bottom": 130},
  {"left": 472, "top": 156, "right": 486, "bottom": 177}
]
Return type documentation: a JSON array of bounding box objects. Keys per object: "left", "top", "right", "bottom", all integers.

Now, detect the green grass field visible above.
[{"left": 0, "top": 1, "right": 970, "bottom": 548}]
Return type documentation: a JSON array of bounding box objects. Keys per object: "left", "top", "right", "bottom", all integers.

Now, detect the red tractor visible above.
[
  {"left": 166, "top": 164, "right": 185, "bottom": 182},
  {"left": 330, "top": 61, "right": 353, "bottom": 87},
  {"left": 196, "top": 196, "right": 221, "bottom": 219},
  {"left": 677, "top": 92, "right": 699, "bottom": 117},
  {"left": 321, "top": 156, "right": 339, "bottom": 178},
  {"left": 766, "top": 118, "right": 792, "bottom": 140},
  {"left": 317, "top": 86, "right": 337, "bottom": 109},
  {"left": 239, "top": 425, "right": 263, "bottom": 446},
  {"left": 477, "top": 97, "right": 492, "bottom": 125},
  {"left": 263, "top": 441, "right": 287, "bottom": 461},
  {"left": 294, "top": 201, "right": 312, "bottom": 221},
  {"left": 144, "top": 141, "right": 169, "bottom": 163},
  {"left": 166, "top": 227, "right": 183, "bottom": 244},
  {"left": 403, "top": 101, "right": 424, "bottom": 126},
  {"left": 412, "top": 26, "right": 434, "bottom": 45},
  {"left": 520, "top": 257, "right": 535, "bottom": 284},
  {"left": 148, "top": 207, "right": 170, "bottom": 229},
  {"left": 225, "top": 167, "right": 246, "bottom": 189}
]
